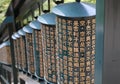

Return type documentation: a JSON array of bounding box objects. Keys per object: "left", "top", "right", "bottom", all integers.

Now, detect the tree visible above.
[
  {"left": 0, "top": 0, "right": 96, "bottom": 23},
  {"left": 43, "top": 0, "right": 96, "bottom": 12},
  {"left": 0, "top": 0, "right": 11, "bottom": 23}
]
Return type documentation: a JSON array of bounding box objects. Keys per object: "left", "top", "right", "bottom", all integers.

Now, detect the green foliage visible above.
[
  {"left": 81, "top": 0, "right": 96, "bottom": 3},
  {"left": 43, "top": 0, "right": 95, "bottom": 12},
  {"left": 64, "top": 0, "right": 96, "bottom": 3},
  {"left": 0, "top": 0, "right": 96, "bottom": 23},
  {"left": 0, "top": 0, "right": 11, "bottom": 23}
]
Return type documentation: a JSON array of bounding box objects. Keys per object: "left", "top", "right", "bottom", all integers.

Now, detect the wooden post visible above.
[
  {"left": 7, "top": 3, "right": 18, "bottom": 84},
  {"left": 95, "top": 0, "right": 120, "bottom": 84},
  {"left": 95, "top": 0, "right": 104, "bottom": 84},
  {"left": 8, "top": 23, "right": 18, "bottom": 84}
]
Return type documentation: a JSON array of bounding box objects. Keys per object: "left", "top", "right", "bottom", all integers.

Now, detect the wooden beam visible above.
[
  {"left": 0, "top": 75, "right": 9, "bottom": 84},
  {"left": 95, "top": 0, "right": 104, "bottom": 83},
  {"left": 2, "top": 65, "right": 12, "bottom": 72},
  {"left": 19, "top": 73, "right": 41, "bottom": 84},
  {"left": 7, "top": 3, "right": 18, "bottom": 84},
  {"left": 95, "top": 0, "right": 120, "bottom": 84},
  {"left": 103, "top": 0, "right": 120, "bottom": 84}
]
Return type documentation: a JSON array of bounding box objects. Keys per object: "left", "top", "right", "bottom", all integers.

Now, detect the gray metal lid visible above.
[
  {"left": 0, "top": 41, "right": 10, "bottom": 48},
  {"left": 11, "top": 34, "right": 17, "bottom": 40},
  {"left": 18, "top": 29, "right": 26, "bottom": 36},
  {"left": 23, "top": 25, "right": 33, "bottom": 33},
  {"left": 37, "top": 13, "right": 56, "bottom": 25},
  {"left": 52, "top": 2, "right": 96, "bottom": 18},
  {"left": 14, "top": 32, "right": 21, "bottom": 38},
  {"left": 29, "top": 20, "right": 41, "bottom": 30}
]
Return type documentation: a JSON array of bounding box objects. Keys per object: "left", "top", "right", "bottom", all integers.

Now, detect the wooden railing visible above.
[{"left": 0, "top": 64, "right": 12, "bottom": 84}]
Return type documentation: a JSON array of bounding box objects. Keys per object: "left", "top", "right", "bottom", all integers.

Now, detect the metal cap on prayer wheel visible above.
[
  {"left": 23, "top": 25, "right": 33, "bottom": 33},
  {"left": 37, "top": 13, "right": 56, "bottom": 25},
  {"left": 3, "top": 41, "right": 10, "bottom": 46},
  {"left": 0, "top": 44, "right": 2, "bottom": 48},
  {"left": 12, "top": 34, "right": 17, "bottom": 40},
  {"left": 18, "top": 29, "right": 26, "bottom": 36},
  {"left": 14, "top": 32, "right": 21, "bottom": 38},
  {"left": 0, "top": 41, "right": 10, "bottom": 48},
  {"left": 29, "top": 20, "right": 41, "bottom": 30},
  {"left": 52, "top": 2, "right": 96, "bottom": 17},
  {"left": 0, "top": 44, "right": 2, "bottom": 49}
]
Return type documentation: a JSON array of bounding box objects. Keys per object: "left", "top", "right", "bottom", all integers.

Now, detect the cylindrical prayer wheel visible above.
[
  {"left": 52, "top": 2, "right": 96, "bottom": 84},
  {"left": 0, "top": 41, "right": 11, "bottom": 65},
  {"left": 14, "top": 32, "right": 22, "bottom": 69},
  {"left": 18, "top": 29, "right": 28, "bottom": 72},
  {"left": 23, "top": 25, "right": 35, "bottom": 74},
  {"left": 37, "top": 13, "right": 57, "bottom": 83},
  {"left": 12, "top": 34, "right": 18, "bottom": 67},
  {"left": 29, "top": 20, "right": 44, "bottom": 79}
]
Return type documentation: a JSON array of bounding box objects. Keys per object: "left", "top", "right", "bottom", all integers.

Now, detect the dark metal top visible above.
[
  {"left": 29, "top": 20, "right": 41, "bottom": 30},
  {"left": 37, "top": 13, "right": 56, "bottom": 25},
  {"left": 0, "top": 40, "right": 10, "bottom": 48},
  {"left": 23, "top": 25, "right": 33, "bottom": 33},
  {"left": 52, "top": 2, "right": 96, "bottom": 18},
  {"left": 14, "top": 32, "right": 21, "bottom": 38},
  {"left": 18, "top": 29, "right": 26, "bottom": 36}
]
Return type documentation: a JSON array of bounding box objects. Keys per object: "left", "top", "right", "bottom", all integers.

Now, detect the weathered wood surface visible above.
[
  {"left": 103, "top": 0, "right": 120, "bottom": 84},
  {"left": 19, "top": 72, "right": 45, "bottom": 84}
]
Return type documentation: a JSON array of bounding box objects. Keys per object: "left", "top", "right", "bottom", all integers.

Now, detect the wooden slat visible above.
[
  {"left": 0, "top": 75, "right": 9, "bottom": 84},
  {"left": 103, "top": 0, "right": 120, "bottom": 84},
  {"left": 19, "top": 72, "right": 45, "bottom": 84},
  {"left": 2, "top": 65, "right": 12, "bottom": 72}
]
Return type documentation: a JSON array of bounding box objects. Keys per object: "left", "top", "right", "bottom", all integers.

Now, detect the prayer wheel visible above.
[
  {"left": 23, "top": 25, "right": 35, "bottom": 74},
  {"left": 29, "top": 20, "right": 44, "bottom": 79},
  {"left": 37, "top": 13, "right": 57, "bottom": 83},
  {"left": 14, "top": 32, "right": 22, "bottom": 69},
  {"left": 52, "top": 2, "right": 96, "bottom": 84},
  {"left": 0, "top": 41, "right": 11, "bottom": 65},
  {"left": 18, "top": 29, "right": 28, "bottom": 72}
]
